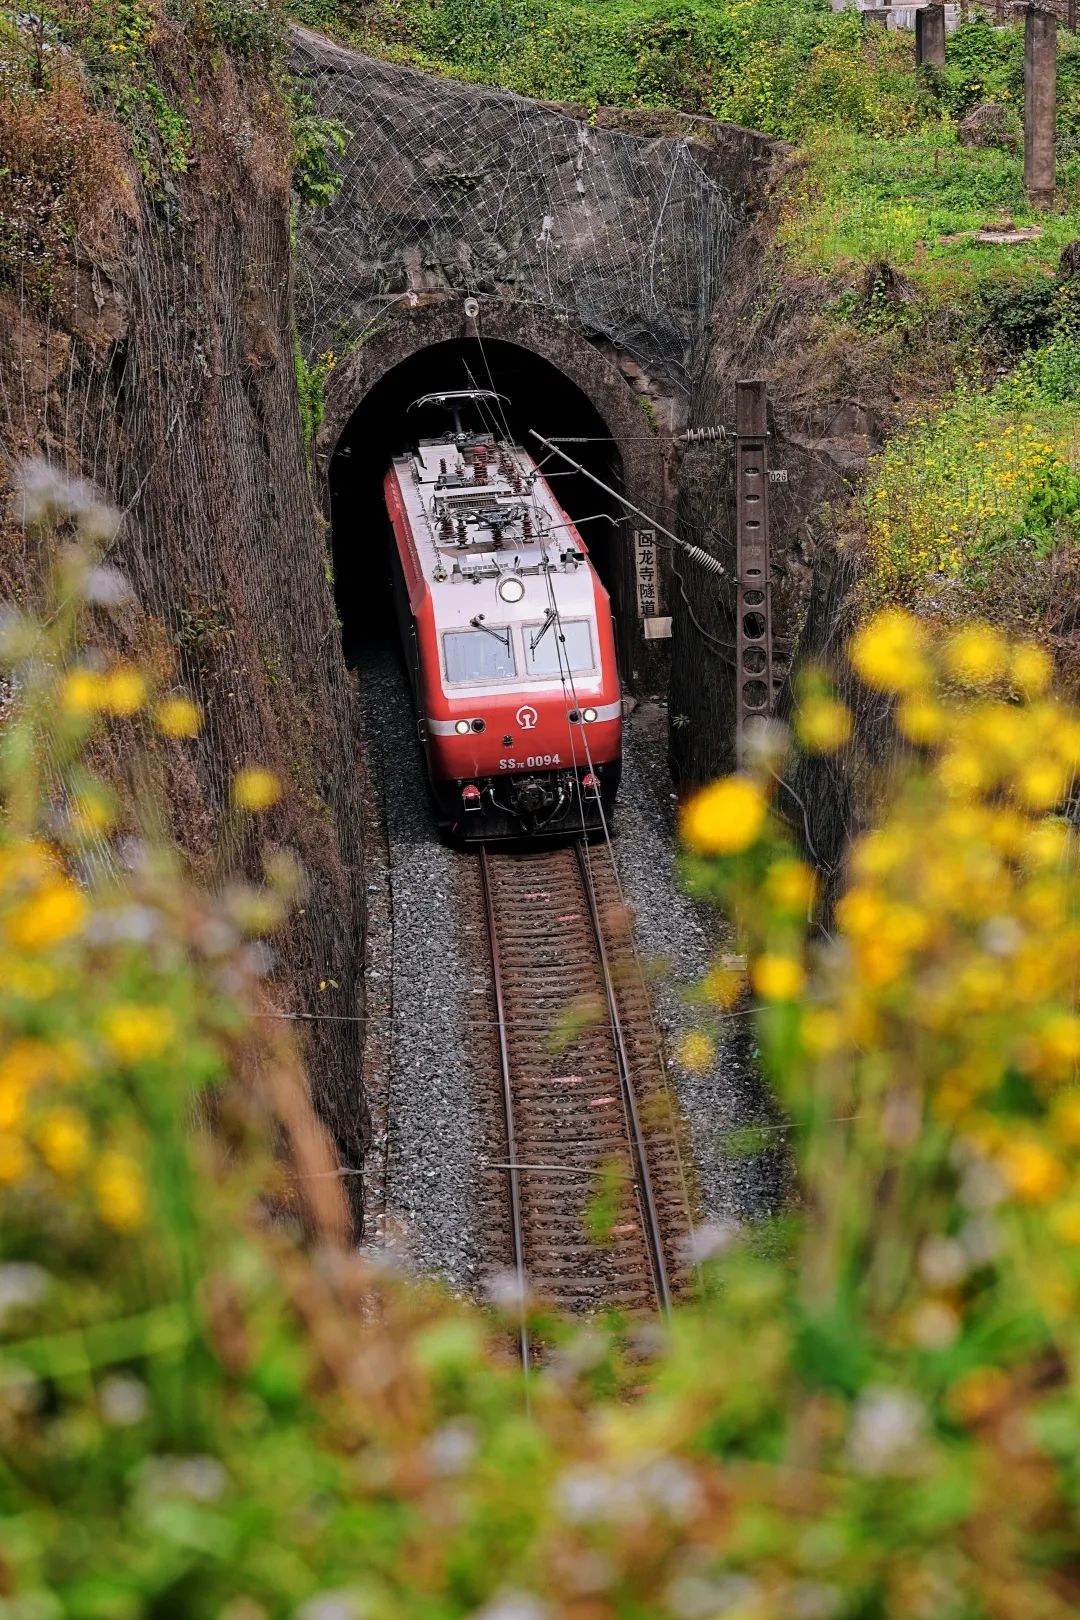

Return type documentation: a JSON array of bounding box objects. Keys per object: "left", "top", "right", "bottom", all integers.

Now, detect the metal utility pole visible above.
[{"left": 734, "top": 380, "right": 773, "bottom": 770}]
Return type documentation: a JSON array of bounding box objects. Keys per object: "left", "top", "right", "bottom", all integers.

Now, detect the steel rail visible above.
[
  {"left": 573, "top": 840, "right": 673, "bottom": 1317},
  {"left": 478, "top": 847, "right": 533, "bottom": 1380}
]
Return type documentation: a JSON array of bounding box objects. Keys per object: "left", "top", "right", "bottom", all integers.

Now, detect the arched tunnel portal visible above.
[{"left": 319, "top": 304, "right": 676, "bottom": 694}]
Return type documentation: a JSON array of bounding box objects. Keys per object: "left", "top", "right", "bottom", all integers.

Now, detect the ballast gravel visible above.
[
  {"left": 357, "top": 644, "right": 484, "bottom": 1291},
  {"left": 356, "top": 651, "right": 782, "bottom": 1291},
  {"left": 615, "top": 700, "right": 785, "bottom": 1227}
]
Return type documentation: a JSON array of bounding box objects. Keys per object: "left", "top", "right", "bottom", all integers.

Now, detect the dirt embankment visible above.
[{"left": 0, "top": 31, "right": 369, "bottom": 1223}]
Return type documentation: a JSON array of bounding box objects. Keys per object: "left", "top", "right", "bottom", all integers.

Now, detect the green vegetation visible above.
[
  {"left": 858, "top": 296, "right": 1080, "bottom": 611},
  {"left": 5, "top": 476, "right": 1080, "bottom": 1616}
]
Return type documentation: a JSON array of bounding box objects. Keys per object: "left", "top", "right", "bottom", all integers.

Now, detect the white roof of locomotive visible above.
[{"left": 391, "top": 433, "right": 603, "bottom": 657}]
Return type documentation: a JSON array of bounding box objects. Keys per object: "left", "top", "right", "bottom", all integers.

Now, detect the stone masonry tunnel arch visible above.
[{"left": 321, "top": 306, "right": 674, "bottom": 690}]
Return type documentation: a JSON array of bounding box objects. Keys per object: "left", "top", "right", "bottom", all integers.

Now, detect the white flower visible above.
[
  {"left": 846, "top": 1386, "right": 926, "bottom": 1477},
  {"left": 469, "top": 1592, "right": 549, "bottom": 1620},
  {"left": 98, "top": 1375, "right": 149, "bottom": 1427},
  {"left": 0, "top": 1262, "right": 50, "bottom": 1320},
  {"left": 680, "top": 1219, "right": 739, "bottom": 1266},
  {"left": 295, "top": 1594, "right": 364, "bottom": 1620}
]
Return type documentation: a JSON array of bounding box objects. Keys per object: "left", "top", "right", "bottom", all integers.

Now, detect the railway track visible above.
[{"left": 479, "top": 839, "right": 691, "bottom": 1359}]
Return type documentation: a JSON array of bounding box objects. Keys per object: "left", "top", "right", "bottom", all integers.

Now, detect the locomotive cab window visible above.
[
  {"left": 523, "top": 618, "right": 595, "bottom": 678},
  {"left": 443, "top": 627, "right": 517, "bottom": 684}
]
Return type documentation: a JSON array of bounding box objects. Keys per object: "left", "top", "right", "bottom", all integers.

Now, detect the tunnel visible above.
[{"left": 326, "top": 337, "right": 634, "bottom": 675}]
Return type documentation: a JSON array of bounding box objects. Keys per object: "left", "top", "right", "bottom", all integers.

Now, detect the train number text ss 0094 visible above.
[{"left": 385, "top": 390, "right": 622, "bottom": 841}]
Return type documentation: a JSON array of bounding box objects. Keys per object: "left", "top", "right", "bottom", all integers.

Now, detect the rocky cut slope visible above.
[{"left": 0, "top": 9, "right": 369, "bottom": 1221}]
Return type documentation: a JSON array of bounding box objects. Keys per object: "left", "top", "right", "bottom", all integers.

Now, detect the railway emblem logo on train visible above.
[{"left": 385, "top": 389, "right": 623, "bottom": 841}]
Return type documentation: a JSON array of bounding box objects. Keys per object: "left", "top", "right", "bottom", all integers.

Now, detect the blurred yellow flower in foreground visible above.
[
  {"left": 232, "top": 767, "right": 282, "bottom": 813},
  {"left": 0, "top": 1135, "right": 29, "bottom": 1185},
  {"left": 38, "top": 1108, "right": 90, "bottom": 1178},
  {"left": 677, "top": 1031, "right": 715, "bottom": 1074},
  {"left": 751, "top": 954, "right": 806, "bottom": 1002},
  {"left": 1011, "top": 640, "right": 1052, "bottom": 697},
  {"left": 849, "top": 608, "right": 927, "bottom": 692},
  {"left": 703, "top": 962, "right": 746, "bottom": 1008},
  {"left": 94, "top": 1151, "right": 147, "bottom": 1231},
  {"left": 681, "top": 776, "right": 765, "bottom": 856},
  {"left": 102, "top": 665, "right": 147, "bottom": 717},
  {"left": 895, "top": 691, "right": 946, "bottom": 746},
  {"left": 155, "top": 695, "right": 202, "bottom": 738},
  {"left": 944, "top": 625, "right": 1007, "bottom": 688},
  {"left": 100, "top": 1004, "right": 177, "bottom": 1064},
  {"left": 998, "top": 1138, "right": 1066, "bottom": 1204},
  {"left": 61, "top": 667, "right": 106, "bottom": 715},
  {"left": 765, "top": 858, "right": 817, "bottom": 912},
  {"left": 6, "top": 880, "right": 88, "bottom": 952},
  {"left": 796, "top": 695, "right": 852, "bottom": 754}
]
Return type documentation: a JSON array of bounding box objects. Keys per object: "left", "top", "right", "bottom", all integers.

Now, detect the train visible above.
[{"left": 384, "top": 390, "right": 622, "bottom": 841}]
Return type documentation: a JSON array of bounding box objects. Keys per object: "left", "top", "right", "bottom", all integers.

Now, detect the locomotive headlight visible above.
[
  {"left": 454, "top": 719, "right": 472, "bottom": 735},
  {"left": 497, "top": 574, "right": 525, "bottom": 604},
  {"left": 582, "top": 707, "right": 598, "bottom": 723}
]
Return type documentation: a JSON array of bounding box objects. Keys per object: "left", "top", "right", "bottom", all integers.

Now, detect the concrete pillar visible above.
[
  {"left": 1025, "top": 8, "right": 1058, "bottom": 210},
  {"left": 915, "top": 4, "right": 947, "bottom": 67}
]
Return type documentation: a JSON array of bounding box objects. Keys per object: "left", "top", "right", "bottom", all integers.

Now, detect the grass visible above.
[{"left": 782, "top": 123, "right": 1080, "bottom": 301}]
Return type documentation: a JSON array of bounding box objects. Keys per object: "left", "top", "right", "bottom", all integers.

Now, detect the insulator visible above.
[
  {"left": 522, "top": 514, "right": 533, "bottom": 538},
  {"left": 456, "top": 519, "right": 467, "bottom": 542},
  {"left": 440, "top": 514, "right": 453, "bottom": 538},
  {"left": 679, "top": 542, "right": 726, "bottom": 577},
  {"left": 439, "top": 458, "right": 447, "bottom": 476},
  {"left": 680, "top": 426, "right": 727, "bottom": 444}
]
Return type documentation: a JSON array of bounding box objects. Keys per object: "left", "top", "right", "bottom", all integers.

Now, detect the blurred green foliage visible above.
[{"left": 4, "top": 473, "right": 1080, "bottom": 1617}]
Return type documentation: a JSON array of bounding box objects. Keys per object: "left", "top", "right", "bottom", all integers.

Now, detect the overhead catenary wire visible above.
[{"left": 528, "top": 431, "right": 727, "bottom": 580}]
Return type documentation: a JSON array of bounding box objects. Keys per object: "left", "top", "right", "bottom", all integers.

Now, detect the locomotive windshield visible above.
[
  {"left": 522, "top": 619, "right": 595, "bottom": 678},
  {"left": 443, "top": 627, "right": 517, "bottom": 684}
]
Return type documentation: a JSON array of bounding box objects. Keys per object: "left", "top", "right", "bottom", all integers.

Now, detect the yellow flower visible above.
[
  {"left": 100, "top": 1004, "right": 177, "bottom": 1064},
  {"left": 155, "top": 696, "right": 202, "bottom": 738},
  {"left": 796, "top": 695, "right": 852, "bottom": 754},
  {"left": 765, "top": 858, "right": 817, "bottom": 912},
  {"left": 677, "top": 1031, "right": 715, "bottom": 1073},
  {"left": 1014, "top": 757, "right": 1066, "bottom": 812},
  {"left": 1050, "top": 1093, "right": 1080, "bottom": 1148},
  {"left": 37, "top": 1108, "right": 90, "bottom": 1178},
  {"left": 948, "top": 1365, "right": 1009, "bottom": 1424},
  {"left": 849, "top": 608, "right": 928, "bottom": 693},
  {"left": 702, "top": 961, "right": 747, "bottom": 1008},
  {"left": 5, "top": 880, "right": 88, "bottom": 952},
  {"left": 0, "top": 1134, "right": 30, "bottom": 1185},
  {"left": 681, "top": 776, "right": 766, "bottom": 856},
  {"left": 1020, "top": 819, "right": 1069, "bottom": 870},
  {"left": 5, "top": 960, "right": 58, "bottom": 1001},
  {"left": 94, "top": 1151, "right": 147, "bottom": 1231},
  {"left": 1049, "top": 1202, "right": 1080, "bottom": 1245},
  {"left": 751, "top": 954, "right": 806, "bottom": 1001},
  {"left": 101, "top": 665, "right": 147, "bottom": 717},
  {"left": 232, "top": 767, "right": 282, "bottom": 814},
  {"left": 802, "top": 1007, "right": 844, "bottom": 1055},
  {"left": 895, "top": 692, "right": 945, "bottom": 746},
  {"left": 1011, "top": 641, "right": 1052, "bottom": 697},
  {"left": 1038, "top": 1015, "right": 1080, "bottom": 1080},
  {"left": 61, "top": 668, "right": 106, "bottom": 716},
  {"left": 944, "top": 625, "right": 1007, "bottom": 688},
  {"left": 998, "top": 1138, "right": 1066, "bottom": 1203}
]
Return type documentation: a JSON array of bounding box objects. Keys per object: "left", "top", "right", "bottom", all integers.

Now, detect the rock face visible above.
[
  {"left": 1, "top": 54, "right": 369, "bottom": 1223},
  {"left": 290, "top": 27, "right": 775, "bottom": 393}
]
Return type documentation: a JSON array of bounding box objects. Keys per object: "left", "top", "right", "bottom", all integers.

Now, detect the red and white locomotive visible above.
[{"left": 385, "top": 391, "right": 622, "bottom": 841}]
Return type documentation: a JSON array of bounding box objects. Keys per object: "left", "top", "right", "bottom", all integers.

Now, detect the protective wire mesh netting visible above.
[
  {"left": 0, "top": 57, "right": 370, "bottom": 1216},
  {"left": 290, "top": 30, "right": 740, "bottom": 392}
]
